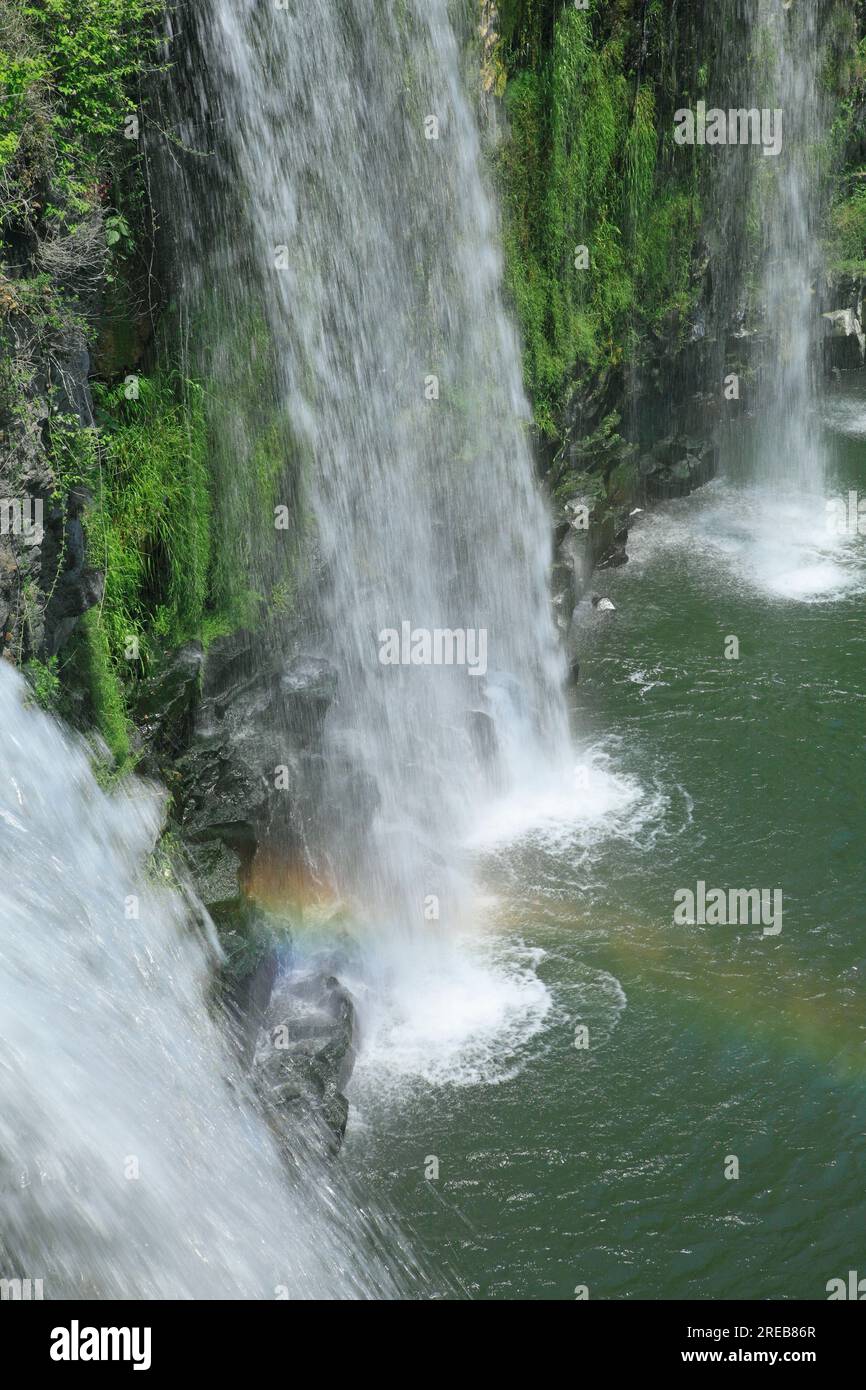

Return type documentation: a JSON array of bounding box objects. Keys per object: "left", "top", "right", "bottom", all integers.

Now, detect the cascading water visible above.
[
  {"left": 684, "top": 1, "right": 854, "bottom": 601},
  {"left": 0, "top": 664, "right": 419, "bottom": 1298},
  {"left": 163, "top": 0, "right": 571, "bottom": 944},
  {"left": 753, "top": 0, "right": 829, "bottom": 495}
]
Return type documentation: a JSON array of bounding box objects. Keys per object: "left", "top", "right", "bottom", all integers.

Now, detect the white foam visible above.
[
  {"left": 345, "top": 748, "right": 663, "bottom": 1096},
  {"left": 467, "top": 745, "right": 664, "bottom": 855},
  {"left": 349, "top": 933, "right": 552, "bottom": 1093},
  {"left": 628, "top": 480, "right": 865, "bottom": 604}
]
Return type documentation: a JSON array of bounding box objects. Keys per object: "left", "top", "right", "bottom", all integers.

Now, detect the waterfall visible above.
[
  {"left": 0, "top": 663, "right": 419, "bottom": 1297},
  {"left": 685, "top": 1, "right": 848, "bottom": 602},
  {"left": 163, "top": 0, "right": 570, "bottom": 940},
  {"left": 753, "top": 0, "right": 829, "bottom": 494}
]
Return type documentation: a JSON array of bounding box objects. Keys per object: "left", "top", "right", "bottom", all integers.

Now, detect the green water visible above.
[{"left": 343, "top": 389, "right": 866, "bottom": 1301}]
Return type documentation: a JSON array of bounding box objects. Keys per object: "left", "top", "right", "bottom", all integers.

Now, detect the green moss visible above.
[
  {"left": 40, "top": 369, "right": 213, "bottom": 765},
  {"left": 200, "top": 590, "right": 265, "bottom": 649},
  {"left": 637, "top": 190, "right": 699, "bottom": 321},
  {"left": 86, "top": 372, "right": 211, "bottom": 669},
  {"left": 1, "top": 1, "right": 216, "bottom": 764},
  {"left": 181, "top": 302, "right": 311, "bottom": 632},
  {"left": 624, "top": 84, "right": 657, "bottom": 239},
  {"left": 826, "top": 180, "right": 866, "bottom": 275},
  {"left": 23, "top": 655, "right": 62, "bottom": 711},
  {"left": 819, "top": 23, "right": 866, "bottom": 274},
  {"left": 496, "top": 2, "right": 700, "bottom": 444},
  {"left": 607, "top": 457, "right": 638, "bottom": 505},
  {"left": 69, "top": 607, "right": 132, "bottom": 766}
]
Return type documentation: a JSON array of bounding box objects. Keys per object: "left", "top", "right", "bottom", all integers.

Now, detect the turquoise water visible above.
[{"left": 343, "top": 388, "right": 866, "bottom": 1300}]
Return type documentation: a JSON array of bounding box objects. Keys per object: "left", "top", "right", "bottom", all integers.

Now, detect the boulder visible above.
[
  {"left": 211, "top": 898, "right": 357, "bottom": 1160},
  {"left": 252, "top": 971, "right": 358, "bottom": 1160}
]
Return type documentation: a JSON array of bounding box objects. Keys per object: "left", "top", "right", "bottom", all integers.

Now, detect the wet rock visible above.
[
  {"left": 43, "top": 562, "right": 105, "bottom": 656},
  {"left": 211, "top": 898, "right": 284, "bottom": 1053},
  {"left": 643, "top": 435, "right": 718, "bottom": 501},
  {"left": 168, "top": 630, "right": 342, "bottom": 907},
  {"left": 176, "top": 741, "right": 266, "bottom": 854},
  {"left": 209, "top": 897, "right": 356, "bottom": 1158},
  {"left": 183, "top": 838, "right": 246, "bottom": 908},
  {"left": 279, "top": 655, "right": 338, "bottom": 747},
  {"left": 0, "top": 296, "right": 108, "bottom": 662},
  {"left": 554, "top": 523, "right": 595, "bottom": 614},
  {"left": 136, "top": 641, "right": 204, "bottom": 756},
  {"left": 252, "top": 971, "right": 358, "bottom": 1160},
  {"left": 551, "top": 558, "right": 577, "bottom": 634},
  {"left": 199, "top": 629, "right": 259, "bottom": 710},
  {"left": 50, "top": 324, "right": 94, "bottom": 421},
  {"left": 136, "top": 628, "right": 363, "bottom": 1162}
]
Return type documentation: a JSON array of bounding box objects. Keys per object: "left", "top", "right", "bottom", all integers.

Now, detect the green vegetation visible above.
[
  {"left": 68, "top": 605, "right": 132, "bottom": 765},
  {"left": 5, "top": 0, "right": 859, "bottom": 770},
  {"left": 551, "top": 411, "right": 634, "bottom": 507},
  {"left": 1, "top": 0, "right": 161, "bottom": 217},
  {"left": 825, "top": 31, "right": 866, "bottom": 275},
  {"left": 22, "top": 653, "right": 61, "bottom": 710},
  {"left": 0, "top": 0, "right": 160, "bottom": 341},
  {"left": 2, "top": 2, "right": 196, "bottom": 765},
  {"left": 827, "top": 181, "right": 866, "bottom": 275},
  {"left": 53, "top": 370, "right": 211, "bottom": 769},
  {"left": 88, "top": 373, "right": 211, "bottom": 665},
  {"left": 495, "top": 2, "right": 700, "bottom": 442}
]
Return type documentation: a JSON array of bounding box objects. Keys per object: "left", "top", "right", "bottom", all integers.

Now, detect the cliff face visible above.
[
  {"left": 485, "top": 0, "right": 866, "bottom": 618},
  {"left": 494, "top": 1, "right": 866, "bottom": 431},
  {"left": 483, "top": 1, "right": 726, "bottom": 625},
  {"left": 823, "top": 3, "right": 866, "bottom": 369},
  {"left": 0, "top": 0, "right": 126, "bottom": 673},
  {"left": 0, "top": 299, "right": 98, "bottom": 664},
  {"left": 0, "top": 2, "right": 172, "bottom": 754}
]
